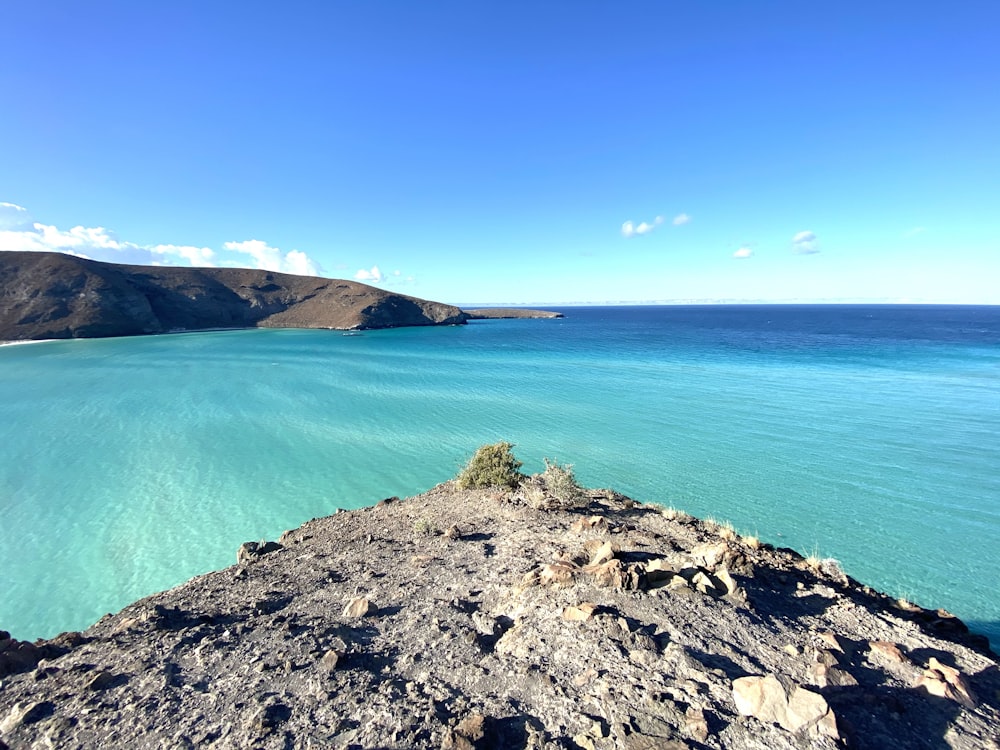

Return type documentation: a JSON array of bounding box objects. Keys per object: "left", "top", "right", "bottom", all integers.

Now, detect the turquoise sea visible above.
[{"left": 2, "top": 305, "right": 999, "bottom": 647}]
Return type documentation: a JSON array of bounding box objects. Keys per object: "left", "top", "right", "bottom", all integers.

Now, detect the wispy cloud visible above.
[
  {"left": 353, "top": 265, "right": 416, "bottom": 286},
  {"left": 622, "top": 212, "right": 691, "bottom": 237},
  {"left": 904, "top": 226, "right": 926, "bottom": 238},
  {"left": 733, "top": 246, "right": 753, "bottom": 259},
  {"left": 0, "top": 202, "right": 323, "bottom": 276},
  {"left": 792, "top": 230, "right": 819, "bottom": 254},
  {"left": 621, "top": 215, "right": 665, "bottom": 238}
]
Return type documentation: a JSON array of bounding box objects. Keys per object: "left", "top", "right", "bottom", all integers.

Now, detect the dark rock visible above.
[
  {"left": 84, "top": 670, "right": 115, "bottom": 691},
  {"left": 0, "top": 637, "right": 41, "bottom": 678},
  {"left": 237, "top": 540, "right": 282, "bottom": 565}
]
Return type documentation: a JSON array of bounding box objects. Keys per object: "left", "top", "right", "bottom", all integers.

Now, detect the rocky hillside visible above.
[
  {"left": 1, "top": 456, "right": 997, "bottom": 749},
  {"left": 0, "top": 251, "right": 467, "bottom": 341}
]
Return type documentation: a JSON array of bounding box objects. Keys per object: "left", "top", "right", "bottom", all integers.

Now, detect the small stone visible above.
[
  {"left": 690, "top": 541, "right": 728, "bottom": 570},
  {"left": 689, "top": 571, "right": 717, "bottom": 596},
  {"left": 810, "top": 662, "right": 858, "bottom": 688},
  {"left": 783, "top": 644, "right": 801, "bottom": 657},
  {"left": 85, "top": 669, "right": 115, "bottom": 691},
  {"left": 587, "top": 541, "right": 616, "bottom": 566},
  {"left": 684, "top": 706, "right": 709, "bottom": 743},
  {"left": 813, "top": 648, "right": 839, "bottom": 667},
  {"left": 0, "top": 701, "right": 54, "bottom": 734},
  {"left": 320, "top": 650, "right": 340, "bottom": 672},
  {"left": 869, "top": 640, "right": 907, "bottom": 663},
  {"left": 786, "top": 685, "right": 838, "bottom": 738},
  {"left": 539, "top": 561, "right": 577, "bottom": 586},
  {"left": 443, "top": 525, "right": 461, "bottom": 540},
  {"left": 817, "top": 631, "right": 845, "bottom": 653},
  {"left": 443, "top": 712, "right": 486, "bottom": 750},
  {"left": 571, "top": 516, "right": 610, "bottom": 534},
  {"left": 713, "top": 566, "right": 740, "bottom": 597},
  {"left": 237, "top": 540, "right": 282, "bottom": 565},
  {"left": 562, "top": 603, "right": 598, "bottom": 622},
  {"left": 573, "top": 667, "right": 598, "bottom": 687},
  {"left": 342, "top": 597, "right": 370, "bottom": 619},
  {"left": 112, "top": 617, "right": 141, "bottom": 634},
  {"left": 411, "top": 554, "right": 435, "bottom": 566}
]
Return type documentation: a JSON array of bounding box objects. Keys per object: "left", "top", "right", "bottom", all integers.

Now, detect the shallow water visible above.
[{"left": 2, "top": 305, "right": 998, "bottom": 646}]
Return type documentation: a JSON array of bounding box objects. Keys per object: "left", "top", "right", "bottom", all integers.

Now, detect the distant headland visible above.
[{"left": 0, "top": 252, "right": 561, "bottom": 342}]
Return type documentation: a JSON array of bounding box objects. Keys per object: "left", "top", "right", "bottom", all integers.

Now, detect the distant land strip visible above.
[{"left": 463, "top": 308, "right": 564, "bottom": 320}]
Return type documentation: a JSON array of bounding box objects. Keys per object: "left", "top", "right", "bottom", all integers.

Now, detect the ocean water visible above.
[{"left": 1, "top": 305, "right": 998, "bottom": 647}]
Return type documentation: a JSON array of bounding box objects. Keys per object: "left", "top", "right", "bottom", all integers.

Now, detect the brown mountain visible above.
[{"left": 0, "top": 251, "right": 468, "bottom": 341}]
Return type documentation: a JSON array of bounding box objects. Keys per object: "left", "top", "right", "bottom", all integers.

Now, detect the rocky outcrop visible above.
[
  {"left": 1, "top": 480, "right": 998, "bottom": 749},
  {"left": 0, "top": 251, "right": 468, "bottom": 341}
]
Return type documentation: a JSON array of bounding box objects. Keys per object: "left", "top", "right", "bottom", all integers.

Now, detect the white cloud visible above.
[
  {"left": 733, "top": 247, "right": 753, "bottom": 259},
  {"left": 222, "top": 240, "right": 281, "bottom": 270},
  {"left": 283, "top": 249, "right": 319, "bottom": 277},
  {"left": 621, "top": 215, "right": 665, "bottom": 238},
  {"left": 222, "top": 240, "right": 319, "bottom": 276},
  {"left": 0, "top": 202, "right": 323, "bottom": 275},
  {"left": 355, "top": 265, "right": 383, "bottom": 282},
  {"left": 150, "top": 244, "right": 216, "bottom": 266},
  {"left": 672, "top": 213, "right": 691, "bottom": 226},
  {"left": 792, "top": 230, "right": 819, "bottom": 254}
]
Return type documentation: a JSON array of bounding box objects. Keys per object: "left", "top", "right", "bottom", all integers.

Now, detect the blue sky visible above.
[{"left": 2, "top": 1, "right": 998, "bottom": 305}]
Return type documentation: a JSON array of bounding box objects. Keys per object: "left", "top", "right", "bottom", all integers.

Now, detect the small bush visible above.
[
  {"left": 413, "top": 518, "right": 438, "bottom": 536},
  {"left": 456, "top": 442, "right": 524, "bottom": 490},
  {"left": 540, "top": 458, "right": 584, "bottom": 506}
]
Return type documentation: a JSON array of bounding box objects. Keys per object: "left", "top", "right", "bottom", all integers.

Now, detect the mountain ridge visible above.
[{"left": 0, "top": 251, "right": 467, "bottom": 341}]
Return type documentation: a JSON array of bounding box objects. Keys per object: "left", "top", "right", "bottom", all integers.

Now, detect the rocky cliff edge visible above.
[{"left": 1, "top": 469, "right": 998, "bottom": 749}]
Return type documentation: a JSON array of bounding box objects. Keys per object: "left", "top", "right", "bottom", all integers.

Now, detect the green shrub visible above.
[
  {"left": 456, "top": 442, "right": 524, "bottom": 490},
  {"left": 540, "top": 458, "right": 584, "bottom": 506}
]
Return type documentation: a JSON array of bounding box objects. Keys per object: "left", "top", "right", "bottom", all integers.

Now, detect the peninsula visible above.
[
  {"left": 0, "top": 251, "right": 468, "bottom": 341},
  {"left": 1, "top": 446, "right": 996, "bottom": 749}
]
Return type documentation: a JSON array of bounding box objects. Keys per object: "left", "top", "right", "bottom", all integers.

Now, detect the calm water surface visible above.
[{"left": 1, "top": 305, "right": 998, "bottom": 646}]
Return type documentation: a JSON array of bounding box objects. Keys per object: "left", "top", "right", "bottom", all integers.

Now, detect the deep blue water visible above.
[{"left": 1, "top": 304, "right": 998, "bottom": 646}]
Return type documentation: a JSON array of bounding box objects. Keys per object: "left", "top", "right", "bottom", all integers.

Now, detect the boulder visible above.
[
  {"left": 342, "top": 597, "right": 370, "bottom": 619},
  {"left": 562, "top": 603, "right": 598, "bottom": 622},
  {"left": 0, "top": 637, "right": 42, "bottom": 678},
  {"left": 237, "top": 540, "right": 282, "bottom": 565},
  {"left": 732, "top": 674, "right": 838, "bottom": 739},
  {"left": 916, "top": 658, "right": 977, "bottom": 708}
]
